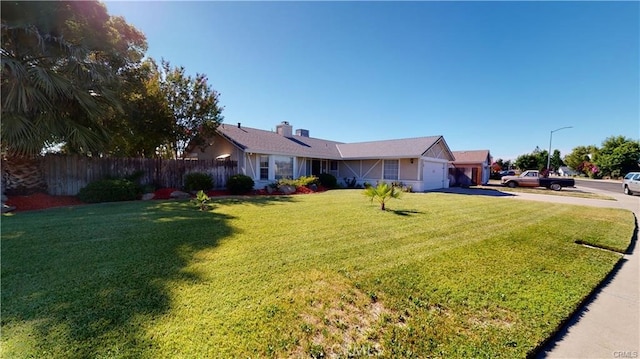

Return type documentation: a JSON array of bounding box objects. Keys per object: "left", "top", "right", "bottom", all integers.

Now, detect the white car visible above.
[{"left": 622, "top": 172, "right": 640, "bottom": 195}]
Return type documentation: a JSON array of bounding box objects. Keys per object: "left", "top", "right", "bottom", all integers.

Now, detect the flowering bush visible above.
[{"left": 578, "top": 161, "right": 602, "bottom": 179}]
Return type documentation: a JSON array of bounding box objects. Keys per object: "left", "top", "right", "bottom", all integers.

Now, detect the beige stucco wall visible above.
[
  {"left": 338, "top": 159, "right": 383, "bottom": 180},
  {"left": 189, "top": 133, "right": 239, "bottom": 161},
  {"left": 185, "top": 133, "right": 248, "bottom": 176},
  {"left": 399, "top": 158, "right": 419, "bottom": 181},
  {"left": 337, "top": 159, "right": 420, "bottom": 182}
]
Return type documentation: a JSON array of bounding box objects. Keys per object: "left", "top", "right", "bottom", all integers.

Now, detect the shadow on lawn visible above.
[
  {"left": 430, "top": 187, "right": 516, "bottom": 197},
  {"left": 0, "top": 198, "right": 283, "bottom": 357},
  {"left": 211, "top": 194, "right": 298, "bottom": 207},
  {"left": 390, "top": 209, "right": 425, "bottom": 216}
]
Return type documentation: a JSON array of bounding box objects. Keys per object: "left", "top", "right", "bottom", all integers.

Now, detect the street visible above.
[{"left": 574, "top": 178, "right": 624, "bottom": 193}]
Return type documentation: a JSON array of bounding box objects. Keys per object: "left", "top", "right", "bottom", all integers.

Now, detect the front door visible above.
[
  {"left": 471, "top": 167, "right": 479, "bottom": 185},
  {"left": 311, "top": 160, "right": 321, "bottom": 176}
]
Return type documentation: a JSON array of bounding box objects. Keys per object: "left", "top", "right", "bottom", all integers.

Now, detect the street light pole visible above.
[{"left": 547, "top": 126, "right": 573, "bottom": 172}]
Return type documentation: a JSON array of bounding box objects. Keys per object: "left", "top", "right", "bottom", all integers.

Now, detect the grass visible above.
[{"left": 1, "top": 190, "right": 635, "bottom": 358}]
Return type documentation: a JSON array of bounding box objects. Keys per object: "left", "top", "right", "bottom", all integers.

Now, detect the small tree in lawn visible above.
[{"left": 363, "top": 182, "right": 401, "bottom": 210}]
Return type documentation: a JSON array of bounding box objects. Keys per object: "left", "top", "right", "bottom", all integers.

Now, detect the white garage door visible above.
[{"left": 422, "top": 160, "right": 447, "bottom": 190}]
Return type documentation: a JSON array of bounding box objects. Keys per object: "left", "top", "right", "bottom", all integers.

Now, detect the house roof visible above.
[
  {"left": 558, "top": 166, "right": 577, "bottom": 173},
  {"left": 452, "top": 150, "right": 490, "bottom": 164},
  {"left": 214, "top": 123, "right": 455, "bottom": 161},
  {"left": 216, "top": 124, "right": 343, "bottom": 159},
  {"left": 337, "top": 136, "right": 447, "bottom": 159}
]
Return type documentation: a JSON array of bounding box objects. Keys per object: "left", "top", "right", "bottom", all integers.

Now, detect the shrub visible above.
[
  {"left": 78, "top": 179, "right": 141, "bottom": 203},
  {"left": 318, "top": 173, "right": 337, "bottom": 188},
  {"left": 295, "top": 175, "right": 319, "bottom": 187},
  {"left": 275, "top": 178, "right": 297, "bottom": 187},
  {"left": 227, "top": 174, "right": 254, "bottom": 195},
  {"left": 185, "top": 172, "right": 214, "bottom": 192},
  {"left": 275, "top": 176, "right": 319, "bottom": 189},
  {"left": 192, "top": 190, "right": 211, "bottom": 211}
]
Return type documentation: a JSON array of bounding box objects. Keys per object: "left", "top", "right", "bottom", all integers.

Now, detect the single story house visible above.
[
  {"left": 558, "top": 166, "right": 578, "bottom": 177},
  {"left": 186, "top": 121, "right": 459, "bottom": 191},
  {"left": 450, "top": 150, "right": 492, "bottom": 186}
]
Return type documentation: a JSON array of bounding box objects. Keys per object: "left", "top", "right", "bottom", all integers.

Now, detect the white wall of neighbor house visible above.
[{"left": 482, "top": 163, "right": 490, "bottom": 184}]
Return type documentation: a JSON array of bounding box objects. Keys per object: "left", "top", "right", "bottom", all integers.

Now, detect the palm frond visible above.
[{"left": 0, "top": 114, "right": 49, "bottom": 156}]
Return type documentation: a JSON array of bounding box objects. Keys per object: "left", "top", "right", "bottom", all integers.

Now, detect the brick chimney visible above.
[
  {"left": 296, "top": 129, "right": 309, "bottom": 137},
  {"left": 276, "top": 121, "right": 293, "bottom": 137}
]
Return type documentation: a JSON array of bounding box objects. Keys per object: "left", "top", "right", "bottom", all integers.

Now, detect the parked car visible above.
[
  {"left": 623, "top": 172, "right": 640, "bottom": 195},
  {"left": 501, "top": 170, "right": 575, "bottom": 191},
  {"left": 490, "top": 170, "right": 515, "bottom": 180}
]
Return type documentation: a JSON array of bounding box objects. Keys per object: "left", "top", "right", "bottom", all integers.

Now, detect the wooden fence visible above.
[{"left": 41, "top": 155, "right": 238, "bottom": 196}]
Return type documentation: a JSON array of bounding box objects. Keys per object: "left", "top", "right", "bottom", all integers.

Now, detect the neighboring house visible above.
[
  {"left": 186, "top": 121, "right": 456, "bottom": 191},
  {"left": 450, "top": 150, "right": 492, "bottom": 186},
  {"left": 558, "top": 166, "right": 578, "bottom": 177}
]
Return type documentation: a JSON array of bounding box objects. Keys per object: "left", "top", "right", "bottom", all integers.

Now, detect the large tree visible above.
[
  {"left": 1, "top": 1, "right": 146, "bottom": 193},
  {"left": 160, "top": 60, "right": 224, "bottom": 158},
  {"left": 515, "top": 147, "right": 547, "bottom": 172},
  {"left": 564, "top": 146, "right": 595, "bottom": 171},
  {"left": 103, "top": 59, "right": 175, "bottom": 158},
  {"left": 549, "top": 149, "right": 565, "bottom": 172},
  {"left": 594, "top": 136, "right": 640, "bottom": 178}
]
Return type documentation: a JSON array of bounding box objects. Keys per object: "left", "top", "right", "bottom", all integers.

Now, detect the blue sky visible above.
[{"left": 105, "top": 1, "right": 639, "bottom": 161}]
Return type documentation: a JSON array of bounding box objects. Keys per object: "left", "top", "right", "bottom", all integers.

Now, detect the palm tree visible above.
[
  {"left": 363, "top": 182, "right": 401, "bottom": 210},
  {"left": 1, "top": 2, "right": 122, "bottom": 193}
]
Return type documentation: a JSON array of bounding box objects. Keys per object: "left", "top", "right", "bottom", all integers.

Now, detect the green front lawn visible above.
[{"left": 1, "top": 191, "right": 634, "bottom": 358}]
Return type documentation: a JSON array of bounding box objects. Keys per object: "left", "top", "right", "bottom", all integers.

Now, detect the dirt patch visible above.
[
  {"left": 467, "top": 308, "right": 516, "bottom": 329},
  {"left": 287, "top": 271, "right": 400, "bottom": 358}
]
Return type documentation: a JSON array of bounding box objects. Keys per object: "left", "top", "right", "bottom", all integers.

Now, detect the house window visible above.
[
  {"left": 330, "top": 160, "right": 338, "bottom": 176},
  {"left": 274, "top": 156, "right": 294, "bottom": 179},
  {"left": 383, "top": 160, "right": 399, "bottom": 180},
  {"left": 259, "top": 156, "right": 269, "bottom": 180}
]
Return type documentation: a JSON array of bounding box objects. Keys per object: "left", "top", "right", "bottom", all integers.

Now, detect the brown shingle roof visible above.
[
  {"left": 216, "top": 124, "right": 455, "bottom": 161},
  {"left": 452, "top": 150, "right": 490, "bottom": 164},
  {"left": 217, "top": 124, "right": 343, "bottom": 159},
  {"left": 337, "top": 136, "right": 444, "bottom": 159}
]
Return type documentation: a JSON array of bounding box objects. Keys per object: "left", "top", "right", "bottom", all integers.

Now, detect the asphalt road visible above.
[{"left": 574, "top": 178, "right": 623, "bottom": 193}]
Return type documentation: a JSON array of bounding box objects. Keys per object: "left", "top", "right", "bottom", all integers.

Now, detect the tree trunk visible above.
[
  {"left": 2, "top": 155, "right": 47, "bottom": 195},
  {"left": 381, "top": 202, "right": 385, "bottom": 210}
]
